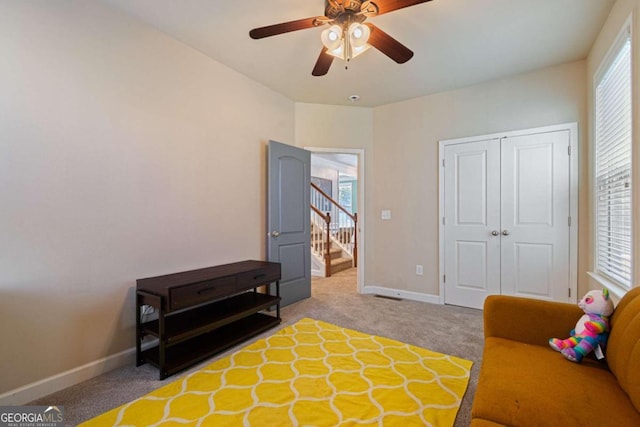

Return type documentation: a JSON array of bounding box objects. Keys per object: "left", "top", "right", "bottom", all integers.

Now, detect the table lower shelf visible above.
[
  {"left": 141, "top": 312, "right": 280, "bottom": 379},
  {"left": 141, "top": 292, "right": 280, "bottom": 345}
]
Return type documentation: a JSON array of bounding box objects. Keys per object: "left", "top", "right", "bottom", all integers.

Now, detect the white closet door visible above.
[
  {"left": 443, "top": 139, "right": 501, "bottom": 309},
  {"left": 442, "top": 128, "right": 572, "bottom": 309},
  {"left": 500, "top": 130, "right": 570, "bottom": 302}
]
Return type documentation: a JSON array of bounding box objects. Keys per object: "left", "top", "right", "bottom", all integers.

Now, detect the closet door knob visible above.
[
  {"left": 502, "top": 230, "right": 510, "bottom": 236},
  {"left": 491, "top": 230, "right": 499, "bottom": 236}
]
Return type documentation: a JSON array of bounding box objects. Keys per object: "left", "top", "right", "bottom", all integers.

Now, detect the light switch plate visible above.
[{"left": 381, "top": 210, "right": 391, "bottom": 220}]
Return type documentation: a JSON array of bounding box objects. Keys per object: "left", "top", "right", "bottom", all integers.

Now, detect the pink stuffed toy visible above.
[{"left": 549, "top": 289, "right": 614, "bottom": 362}]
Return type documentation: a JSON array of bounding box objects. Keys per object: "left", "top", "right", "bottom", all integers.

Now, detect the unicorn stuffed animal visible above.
[{"left": 549, "top": 289, "right": 614, "bottom": 362}]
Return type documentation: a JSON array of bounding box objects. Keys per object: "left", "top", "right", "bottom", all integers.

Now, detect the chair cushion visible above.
[
  {"left": 470, "top": 418, "right": 507, "bottom": 427},
  {"left": 608, "top": 286, "right": 640, "bottom": 412},
  {"left": 472, "top": 337, "right": 640, "bottom": 426}
]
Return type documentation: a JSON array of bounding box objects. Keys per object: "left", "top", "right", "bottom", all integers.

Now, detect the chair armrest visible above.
[{"left": 484, "top": 295, "right": 583, "bottom": 347}]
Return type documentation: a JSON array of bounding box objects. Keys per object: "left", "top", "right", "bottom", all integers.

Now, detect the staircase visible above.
[
  {"left": 311, "top": 223, "right": 353, "bottom": 275},
  {"left": 310, "top": 183, "right": 357, "bottom": 277}
]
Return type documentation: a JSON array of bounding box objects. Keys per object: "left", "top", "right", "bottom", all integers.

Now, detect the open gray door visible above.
[{"left": 267, "top": 140, "right": 311, "bottom": 307}]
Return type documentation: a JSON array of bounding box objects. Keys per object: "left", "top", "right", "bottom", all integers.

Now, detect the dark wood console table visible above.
[{"left": 135, "top": 260, "right": 281, "bottom": 379}]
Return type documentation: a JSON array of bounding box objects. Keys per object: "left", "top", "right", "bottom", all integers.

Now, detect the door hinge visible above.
[
  {"left": 568, "top": 216, "right": 572, "bottom": 227},
  {"left": 442, "top": 159, "right": 445, "bottom": 167},
  {"left": 568, "top": 146, "right": 572, "bottom": 156},
  {"left": 443, "top": 274, "right": 446, "bottom": 283},
  {"left": 569, "top": 288, "right": 571, "bottom": 298},
  {"left": 442, "top": 217, "right": 446, "bottom": 225}
]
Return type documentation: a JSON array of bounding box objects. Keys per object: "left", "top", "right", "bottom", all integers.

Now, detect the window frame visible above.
[{"left": 590, "top": 17, "right": 635, "bottom": 297}]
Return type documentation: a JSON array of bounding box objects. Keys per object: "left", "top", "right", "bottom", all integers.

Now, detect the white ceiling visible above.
[{"left": 100, "top": 0, "right": 615, "bottom": 107}]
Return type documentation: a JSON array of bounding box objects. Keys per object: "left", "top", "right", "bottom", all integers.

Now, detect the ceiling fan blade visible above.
[
  {"left": 366, "top": 23, "right": 414, "bottom": 64},
  {"left": 249, "top": 17, "right": 326, "bottom": 39},
  {"left": 372, "top": 0, "right": 432, "bottom": 16},
  {"left": 312, "top": 49, "right": 335, "bottom": 76}
]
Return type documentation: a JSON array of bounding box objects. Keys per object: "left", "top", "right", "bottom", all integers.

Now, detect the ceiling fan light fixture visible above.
[
  {"left": 326, "top": 43, "right": 345, "bottom": 59},
  {"left": 349, "top": 22, "right": 370, "bottom": 48},
  {"left": 325, "top": 42, "right": 370, "bottom": 60},
  {"left": 351, "top": 43, "right": 371, "bottom": 58},
  {"left": 322, "top": 22, "right": 371, "bottom": 61},
  {"left": 321, "top": 25, "right": 343, "bottom": 50}
]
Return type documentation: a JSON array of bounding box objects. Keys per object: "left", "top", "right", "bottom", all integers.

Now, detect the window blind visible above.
[{"left": 595, "top": 31, "right": 632, "bottom": 288}]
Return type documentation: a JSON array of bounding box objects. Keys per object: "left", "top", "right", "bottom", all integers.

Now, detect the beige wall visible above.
[
  {"left": 0, "top": 1, "right": 294, "bottom": 394},
  {"left": 586, "top": 0, "right": 640, "bottom": 295},
  {"left": 371, "top": 61, "right": 588, "bottom": 295},
  {"left": 295, "top": 103, "right": 374, "bottom": 150}
]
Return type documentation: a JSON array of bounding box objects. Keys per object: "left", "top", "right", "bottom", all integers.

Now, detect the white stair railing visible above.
[
  {"left": 310, "top": 206, "right": 331, "bottom": 277},
  {"left": 310, "top": 183, "right": 357, "bottom": 277}
]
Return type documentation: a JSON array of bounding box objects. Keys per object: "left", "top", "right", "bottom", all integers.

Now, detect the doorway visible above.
[
  {"left": 307, "top": 148, "right": 365, "bottom": 293},
  {"left": 438, "top": 123, "right": 578, "bottom": 309}
]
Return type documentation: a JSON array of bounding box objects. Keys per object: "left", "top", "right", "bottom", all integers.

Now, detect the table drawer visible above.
[
  {"left": 237, "top": 265, "right": 281, "bottom": 292},
  {"left": 170, "top": 276, "right": 237, "bottom": 310}
]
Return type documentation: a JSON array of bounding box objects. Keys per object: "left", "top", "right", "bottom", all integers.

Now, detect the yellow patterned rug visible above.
[{"left": 82, "top": 318, "right": 472, "bottom": 426}]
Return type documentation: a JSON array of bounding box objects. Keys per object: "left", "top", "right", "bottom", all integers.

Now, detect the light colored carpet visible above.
[{"left": 30, "top": 269, "right": 484, "bottom": 426}]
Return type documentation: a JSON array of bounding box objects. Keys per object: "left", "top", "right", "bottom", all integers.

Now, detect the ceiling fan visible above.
[{"left": 249, "top": 0, "right": 432, "bottom": 76}]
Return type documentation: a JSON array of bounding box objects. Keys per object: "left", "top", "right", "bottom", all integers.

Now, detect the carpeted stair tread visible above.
[{"left": 331, "top": 257, "right": 352, "bottom": 274}]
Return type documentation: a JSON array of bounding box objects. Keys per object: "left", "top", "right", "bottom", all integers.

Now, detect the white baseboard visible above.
[
  {"left": 363, "top": 285, "right": 441, "bottom": 305},
  {"left": 0, "top": 285, "right": 439, "bottom": 405},
  {"left": 0, "top": 347, "right": 136, "bottom": 406},
  {"left": 311, "top": 268, "right": 326, "bottom": 277}
]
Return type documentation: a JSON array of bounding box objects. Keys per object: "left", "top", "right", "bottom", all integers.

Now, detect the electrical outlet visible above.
[{"left": 416, "top": 265, "right": 423, "bottom": 275}]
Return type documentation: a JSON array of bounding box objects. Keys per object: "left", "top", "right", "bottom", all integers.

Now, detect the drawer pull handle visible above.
[
  {"left": 253, "top": 274, "right": 267, "bottom": 280},
  {"left": 197, "top": 286, "right": 217, "bottom": 295}
]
